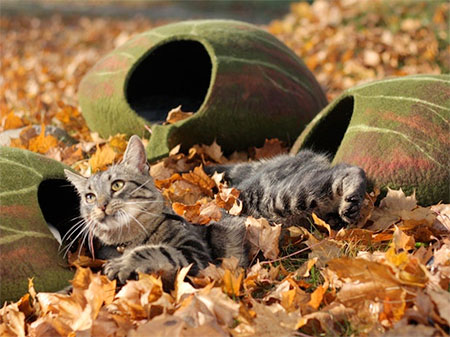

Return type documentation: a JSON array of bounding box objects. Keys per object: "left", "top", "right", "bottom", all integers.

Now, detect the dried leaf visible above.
[
  {"left": 253, "top": 139, "right": 288, "bottom": 160},
  {"left": 165, "top": 105, "right": 193, "bottom": 124},
  {"left": 114, "top": 273, "right": 168, "bottom": 320},
  {"left": 367, "top": 188, "right": 434, "bottom": 232},
  {"left": 0, "top": 303, "right": 26, "bottom": 337},
  {"left": 172, "top": 200, "right": 222, "bottom": 225},
  {"left": 129, "top": 314, "right": 185, "bottom": 337},
  {"left": 222, "top": 269, "right": 243, "bottom": 297},
  {"left": 1, "top": 111, "right": 25, "bottom": 131},
  {"left": 307, "top": 284, "right": 326, "bottom": 310},
  {"left": 108, "top": 133, "right": 128, "bottom": 153},
  {"left": 232, "top": 302, "right": 298, "bottom": 337},
  {"left": 196, "top": 286, "right": 240, "bottom": 327},
  {"left": 312, "top": 213, "right": 332, "bottom": 236},
  {"left": 393, "top": 226, "right": 415, "bottom": 252},
  {"left": 431, "top": 204, "right": 450, "bottom": 231},
  {"left": 181, "top": 166, "right": 216, "bottom": 197},
  {"left": 381, "top": 188, "right": 417, "bottom": 211},
  {"left": 245, "top": 217, "right": 281, "bottom": 260},
  {"left": 89, "top": 143, "right": 118, "bottom": 173},
  {"left": 215, "top": 186, "right": 240, "bottom": 211},
  {"left": 28, "top": 124, "right": 59, "bottom": 154},
  {"left": 426, "top": 288, "right": 450, "bottom": 325},
  {"left": 174, "top": 265, "right": 197, "bottom": 302}
]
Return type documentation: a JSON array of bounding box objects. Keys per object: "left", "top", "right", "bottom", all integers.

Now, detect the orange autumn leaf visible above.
[
  {"left": 55, "top": 102, "right": 91, "bottom": 140},
  {"left": 188, "top": 141, "right": 227, "bottom": 164},
  {"left": 312, "top": 212, "right": 332, "bottom": 236},
  {"left": 0, "top": 302, "right": 26, "bottom": 337},
  {"left": 154, "top": 173, "right": 182, "bottom": 190},
  {"left": 253, "top": 138, "right": 288, "bottom": 160},
  {"left": 379, "top": 294, "right": 406, "bottom": 326},
  {"left": 60, "top": 145, "right": 84, "bottom": 166},
  {"left": 215, "top": 186, "right": 240, "bottom": 211},
  {"left": 245, "top": 217, "right": 282, "bottom": 260},
  {"left": 307, "top": 285, "right": 326, "bottom": 310},
  {"left": 393, "top": 226, "right": 415, "bottom": 252},
  {"left": 108, "top": 133, "right": 128, "bottom": 154},
  {"left": 172, "top": 200, "right": 222, "bottom": 224},
  {"left": 222, "top": 269, "right": 243, "bottom": 297},
  {"left": 89, "top": 144, "right": 117, "bottom": 172},
  {"left": 280, "top": 288, "right": 297, "bottom": 312},
  {"left": 2, "top": 111, "right": 25, "bottom": 131},
  {"left": 181, "top": 165, "right": 216, "bottom": 197},
  {"left": 165, "top": 105, "right": 193, "bottom": 124},
  {"left": 28, "top": 124, "right": 59, "bottom": 154},
  {"left": 9, "top": 137, "right": 27, "bottom": 150}
]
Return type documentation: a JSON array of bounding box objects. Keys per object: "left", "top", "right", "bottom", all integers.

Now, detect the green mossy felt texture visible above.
[
  {"left": 78, "top": 19, "right": 327, "bottom": 162},
  {"left": 292, "top": 74, "right": 450, "bottom": 205},
  {"left": 0, "top": 146, "right": 75, "bottom": 302}
]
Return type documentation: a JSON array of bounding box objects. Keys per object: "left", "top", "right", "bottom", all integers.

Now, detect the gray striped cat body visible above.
[
  {"left": 206, "top": 150, "right": 367, "bottom": 227},
  {"left": 65, "top": 136, "right": 247, "bottom": 284}
]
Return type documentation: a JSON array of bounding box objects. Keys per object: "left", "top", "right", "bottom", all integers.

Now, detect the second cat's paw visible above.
[
  {"left": 339, "top": 194, "right": 364, "bottom": 223},
  {"left": 103, "top": 257, "right": 137, "bottom": 283},
  {"left": 338, "top": 167, "right": 367, "bottom": 224}
]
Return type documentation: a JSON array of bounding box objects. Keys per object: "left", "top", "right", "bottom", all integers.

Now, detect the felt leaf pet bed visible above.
[
  {"left": 0, "top": 146, "right": 78, "bottom": 302},
  {"left": 292, "top": 74, "right": 450, "bottom": 205},
  {"left": 78, "top": 19, "right": 327, "bottom": 162}
]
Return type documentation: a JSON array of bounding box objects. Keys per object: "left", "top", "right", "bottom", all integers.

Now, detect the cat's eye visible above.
[
  {"left": 85, "top": 193, "right": 96, "bottom": 203},
  {"left": 111, "top": 180, "right": 125, "bottom": 192}
]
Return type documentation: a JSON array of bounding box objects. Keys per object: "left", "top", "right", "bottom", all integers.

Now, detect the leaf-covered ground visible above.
[{"left": 1, "top": 1, "right": 449, "bottom": 336}]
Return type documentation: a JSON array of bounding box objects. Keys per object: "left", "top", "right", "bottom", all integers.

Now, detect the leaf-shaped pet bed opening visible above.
[
  {"left": 38, "top": 179, "right": 81, "bottom": 244},
  {"left": 125, "top": 40, "right": 212, "bottom": 124},
  {"left": 293, "top": 96, "right": 354, "bottom": 157}
]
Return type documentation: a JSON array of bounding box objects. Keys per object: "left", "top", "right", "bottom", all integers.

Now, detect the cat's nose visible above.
[{"left": 97, "top": 198, "right": 108, "bottom": 211}]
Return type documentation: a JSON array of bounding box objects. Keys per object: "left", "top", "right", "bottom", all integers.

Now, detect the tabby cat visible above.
[
  {"left": 65, "top": 136, "right": 247, "bottom": 284},
  {"left": 205, "top": 150, "right": 367, "bottom": 227}
]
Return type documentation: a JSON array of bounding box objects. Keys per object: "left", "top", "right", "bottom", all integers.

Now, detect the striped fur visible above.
[
  {"left": 65, "top": 136, "right": 247, "bottom": 284},
  {"left": 205, "top": 150, "right": 367, "bottom": 227}
]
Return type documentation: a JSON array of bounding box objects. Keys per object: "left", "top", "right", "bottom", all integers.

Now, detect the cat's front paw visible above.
[
  {"left": 103, "top": 257, "right": 137, "bottom": 283},
  {"left": 339, "top": 194, "right": 364, "bottom": 223},
  {"left": 337, "top": 167, "right": 367, "bottom": 224}
]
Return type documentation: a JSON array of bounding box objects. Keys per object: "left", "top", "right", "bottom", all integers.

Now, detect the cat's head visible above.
[{"left": 65, "top": 135, "right": 165, "bottom": 245}]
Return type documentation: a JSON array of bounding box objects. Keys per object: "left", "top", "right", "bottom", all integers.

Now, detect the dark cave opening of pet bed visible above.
[
  {"left": 301, "top": 96, "right": 354, "bottom": 158},
  {"left": 126, "top": 40, "right": 212, "bottom": 123},
  {"left": 38, "top": 179, "right": 81, "bottom": 242}
]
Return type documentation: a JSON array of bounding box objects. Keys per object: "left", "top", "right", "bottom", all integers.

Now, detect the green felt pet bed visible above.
[
  {"left": 0, "top": 146, "right": 78, "bottom": 302},
  {"left": 291, "top": 74, "right": 450, "bottom": 205},
  {"left": 78, "top": 19, "right": 327, "bottom": 162}
]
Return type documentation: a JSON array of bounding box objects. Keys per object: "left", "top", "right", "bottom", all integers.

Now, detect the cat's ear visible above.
[
  {"left": 64, "top": 169, "right": 87, "bottom": 190},
  {"left": 122, "top": 135, "right": 149, "bottom": 174}
]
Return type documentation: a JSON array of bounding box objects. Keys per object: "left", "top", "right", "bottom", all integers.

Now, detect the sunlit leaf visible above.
[{"left": 89, "top": 143, "right": 117, "bottom": 172}]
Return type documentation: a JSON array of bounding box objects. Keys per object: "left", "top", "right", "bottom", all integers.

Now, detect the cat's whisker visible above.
[
  {"left": 129, "top": 178, "right": 153, "bottom": 195},
  {"left": 61, "top": 219, "right": 87, "bottom": 242},
  {"left": 123, "top": 210, "right": 149, "bottom": 236},
  {"left": 59, "top": 219, "right": 88, "bottom": 251},
  {"left": 118, "top": 209, "right": 130, "bottom": 225},
  {"left": 117, "top": 210, "right": 126, "bottom": 241},
  {"left": 88, "top": 225, "right": 96, "bottom": 259},
  {"left": 126, "top": 205, "right": 163, "bottom": 219},
  {"left": 124, "top": 200, "right": 164, "bottom": 205},
  {"left": 68, "top": 214, "right": 85, "bottom": 222},
  {"left": 79, "top": 220, "right": 94, "bottom": 258},
  {"left": 61, "top": 224, "right": 90, "bottom": 258},
  {"left": 120, "top": 209, "right": 132, "bottom": 235}
]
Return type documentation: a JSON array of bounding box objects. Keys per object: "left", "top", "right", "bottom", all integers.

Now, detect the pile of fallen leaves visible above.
[
  {"left": 269, "top": 0, "right": 448, "bottom": 100},
  {"left": 1, "top": 1, "right": 450, "bottom": 336},
  {"left": 2, "top": 164, "right": 450, "bottom": 336}
]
